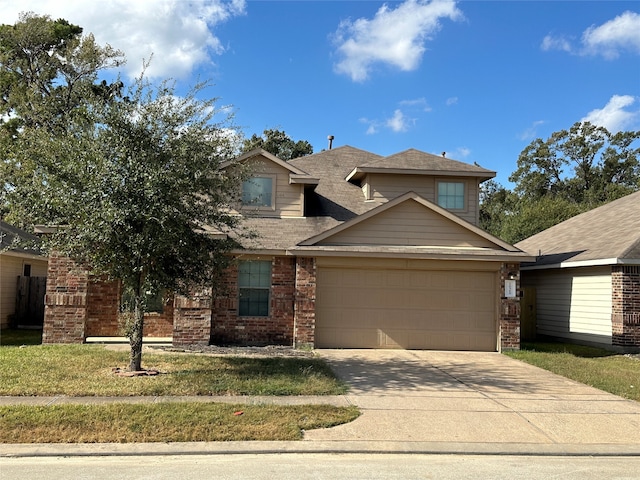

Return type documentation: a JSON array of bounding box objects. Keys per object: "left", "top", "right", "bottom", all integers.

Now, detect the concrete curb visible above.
[{"left": 3, "top": 441, "right": 640, "bottom": 458}]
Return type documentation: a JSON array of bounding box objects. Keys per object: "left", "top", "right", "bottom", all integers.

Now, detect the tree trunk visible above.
[{"left": 128, "top": 294, "right": 145, "bottom": 372}]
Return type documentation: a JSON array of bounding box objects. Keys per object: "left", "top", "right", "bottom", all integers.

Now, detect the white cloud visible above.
[
  {"left": 399, "top": 97, "right": 432, "bottom": 112},
  {"left": 386, "top": 109, "right": 412, "bottom": 132},
  {"left": 360, "top": 108, "right": 417, "bottom": 135},
  {"left": 0, "top": 0, "right": 246, "bottom": 79},
  {"left": 453, "top": 147, "right": 470, "bottom": 159},
  {"left": 582, "top": 11, "right": 640, "bottom": 59},
  {"left": 541, "top": 11, "right": 640, "bottom": 59},
  {"left": 332, "top": 0, "right": 463, "bottom": 82},
  {"left": 445, "top": 96, "right": 458, "bottom": 106},
  {"left": 540, "top": 34, "right": 573, "bottom": 53},
  {"left": 581, "top": 95, "right": 640, "bottom": 132},
  {"left": 518, "top": 120, "right": 546, "bottom": 141}
]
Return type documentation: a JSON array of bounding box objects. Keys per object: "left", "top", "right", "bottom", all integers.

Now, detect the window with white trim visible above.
[
  {"left": 238, "top": 260, "right": 271, "bottom": 316},
  {"left": 242, "top": 176, "right": 274, "bottom": 208},
  {"left": 437, "top": 181, "right": 465, "bottom": 210}
]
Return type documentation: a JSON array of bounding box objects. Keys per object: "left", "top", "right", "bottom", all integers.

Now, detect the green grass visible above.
[
  {"left": 0, "top": 328, "right": 42, "bottom": 346},
  {"left": 0, "top": 337, "right": 358, "bottom": 443},
  {"left": 0, "top": 403, "right": 360, "bottom": 443},
  {"left": 505, "top": 342, "right": 640, "bottom": 402},
  {"left": 0, "top": 344, "right": 347, "bottom": 396}
]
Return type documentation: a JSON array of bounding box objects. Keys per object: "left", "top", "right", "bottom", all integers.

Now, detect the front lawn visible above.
[
  {"left": 0, "top": 403, "right": 359, "bottom": 443},
  {"left": 0, "top": 344, "right": 347, "bottom": 396},
  {"left": 505, "top": 342, "right": 640, "bottom": 402},
  {"left": 0, "top": 340, "right": 358, "bottom": 443}
]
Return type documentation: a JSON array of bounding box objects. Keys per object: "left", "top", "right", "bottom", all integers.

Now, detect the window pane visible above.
[
  {"left": 242, "top": 177, "right": 273, "bottom": 207},
  {"left": 239, "top": 288, "right": 270, "bottom": 316},
  {"left": 437, "top": 182, "right": 465, "bottom": 210},
  {"left": 238, "top": 260, "right": 271, "bottom": 316}
]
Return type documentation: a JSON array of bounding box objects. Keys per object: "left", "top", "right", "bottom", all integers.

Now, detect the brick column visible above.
[
  {"left": 172, "top": 289, "right": 212, "bottom": 346},
  {"left": 612, "top": 266, "right": 640, "bottom": 349},
  {"left": 500, "top": 262, "right": 521, "bottom": 351},
  {"left": 43, "top": 253, "right": 89, "bottom": 344},
  {"left": 293, "top": 257, "right": 316, "bottom": 349}
]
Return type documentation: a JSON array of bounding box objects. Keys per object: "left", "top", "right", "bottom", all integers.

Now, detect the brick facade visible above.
[
  {"left": 173, "top": 290, "right": 212, "bottom": 346},
  {"left": 612, "top": 265, "right": 640, "bottom": 349},
  {"left": 43, "top": 253, "right": 524, "bottom": 351},
  {"left": 44, "top": 252, "right": 175, "bottom": 342},
  {"left": 500, "top": 262, "right": 521, "bottom": 351},
  {"left": 85, "top": 278, "right": 120, "bottom": 337},
  {"left": 43, "top": 253, "right": 90, "bottom": 344},
  {"left": 211, "top": 257, "right": 295, "bottom": 346},
  {"left": 293, "top": 257, "right": 316, "bottom": 348}
]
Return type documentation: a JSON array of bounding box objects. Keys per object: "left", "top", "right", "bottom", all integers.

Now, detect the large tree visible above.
[
  {"left": 0, "top": 12, "right": 124, "bottom": 222},
  {"left": 241, "top": 128, "right": 313, "bottom": 160},
  {"left": 481, "top": 122, "right": 640, "bottom": 244},
  {"left": 1, "top": 14, "right": 244, "bottom": 371}
]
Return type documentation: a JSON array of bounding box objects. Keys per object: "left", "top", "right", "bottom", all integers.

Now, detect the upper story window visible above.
[
  {"left": 242, "top": 176, "right": 274, "bottom": 208},
  {"left": 437, "top": 181, "right": 465, "bottom": 210},
  {"left": 238, "top": 260, "right": 271, "bottom": 317}
]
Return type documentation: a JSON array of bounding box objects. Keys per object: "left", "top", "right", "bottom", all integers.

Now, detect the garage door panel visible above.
[{"left": 316, "top": 266, "right": 497, "bottom": 351}]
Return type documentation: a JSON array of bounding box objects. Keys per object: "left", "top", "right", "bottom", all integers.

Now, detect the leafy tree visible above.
[
  {"left": 510, "top": 121, "right": 640, "bottom": 205},
  {"left": 1, "top": 14, "right": 244, "bottom": 371},
  {"left": 0, "top": 12, "right": 124, "bottom": 222},
  {"left": 482, "top": 122, "right": 640, "bottom": 243},
  {"left": 241, "top": 128, "right": 313, "bottom": 160}
]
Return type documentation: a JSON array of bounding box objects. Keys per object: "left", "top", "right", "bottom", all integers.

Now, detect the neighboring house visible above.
[
  {"left": 0, "top": 221, "right": 48, "bottom": 329},
  {"left": 43, "top": 146, "right": 532, "bottom": 351},
  {"left": 516, "top": 191, "right": 640, "bottom": 350}
]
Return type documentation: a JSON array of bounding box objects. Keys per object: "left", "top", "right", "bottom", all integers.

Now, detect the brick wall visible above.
[
  {"left": 43, "top": 253, "right": 90, "bottom": 343},
  {"left": 500, "top": 262, "right": 521, "bottom": 351},
  {"left": 612, "top": 265, "right": 640, "bottom": 348},
  {"left": 85, "top": 278, "right": 121, "bottom": 337},
  {"left": 173, "top": 290, "right": 212, "bottom": 346},
  {"left": 293, "top": 257, "right": 316, "bottom": 348},
  {"left": 143, "top": 298, "right": 174, "bottom": 337},
  {"left": 211, "top": 256, "right": 295, "bottom": 346}
]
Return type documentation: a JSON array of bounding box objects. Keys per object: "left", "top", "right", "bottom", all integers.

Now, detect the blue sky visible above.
[{"left": 1, "top": 1, "right": 639, "bottom": 185}]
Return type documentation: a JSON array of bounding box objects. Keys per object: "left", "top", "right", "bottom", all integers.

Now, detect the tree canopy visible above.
[
  {"left": 241, "top": 128, "right": 313, "bottom": 160},
  {"left": 1, "top": 13, "right": 244, "bottom": 371},
  {"left": 481, "top": 121, "right": 640, "bottom": 244}
]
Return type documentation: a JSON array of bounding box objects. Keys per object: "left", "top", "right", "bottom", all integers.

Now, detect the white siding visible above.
[
  {"left": 523, "top": 266, "right": 612, "bottom": 345},
  {"left": 0, "top": 253, "right": 48, "bottom": 328}
]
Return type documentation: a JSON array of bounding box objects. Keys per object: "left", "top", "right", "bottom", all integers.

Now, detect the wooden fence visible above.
[{"left": 15, "top": 276, "right": 47, "bottom": 327}]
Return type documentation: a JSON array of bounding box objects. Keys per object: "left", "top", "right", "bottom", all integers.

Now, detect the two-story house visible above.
[
  {"left": 207, "top": 146, "right": 531, "bottom": 351},
  {"left": 43, "top": 146, "right": 532, "bottom": 351}
]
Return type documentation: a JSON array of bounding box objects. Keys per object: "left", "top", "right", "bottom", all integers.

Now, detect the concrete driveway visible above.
[{"left": 305, "top": 350, "right": 640, "bottom": 454}]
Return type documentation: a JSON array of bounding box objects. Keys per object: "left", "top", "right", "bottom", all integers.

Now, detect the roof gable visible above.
[
  {"left": 299, "top": 192, "right": 517, "bottom": 251},
  {"left": 233, "top": 148, "right": 319, "bottom": 185},
  {"left": 516, "top": 190, "right": 640, "bottom": 266}
]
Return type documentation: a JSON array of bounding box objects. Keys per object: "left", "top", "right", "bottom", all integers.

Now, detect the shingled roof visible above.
[
  {"left": 345, "top": 148, "right": 496, "bottom": 182},
  {"left": 228, "top": 146, "right": 531, "bottom": 262},
  {"left": 516, "top": 190, "right": 640, "bottom": 268}
]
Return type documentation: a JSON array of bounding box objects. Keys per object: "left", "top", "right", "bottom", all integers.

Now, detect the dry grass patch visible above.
[
  {"left": 505, "top": 342, "right": 640, "bottom": 402},
  {"left": 0, "top": 403, "right": 360, "bottom": 443}
]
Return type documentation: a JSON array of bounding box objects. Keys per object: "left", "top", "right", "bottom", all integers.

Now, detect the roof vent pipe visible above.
[
  {"left": 328, "top": 135, "right": 334, "bottom": 150},
  {"left": 441, "top": 151, "right": 446, "bottom": 157}
]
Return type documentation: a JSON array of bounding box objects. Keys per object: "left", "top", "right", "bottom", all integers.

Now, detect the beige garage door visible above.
[{"left": 315, "top": 267, "right": 497, "bottom": 351}]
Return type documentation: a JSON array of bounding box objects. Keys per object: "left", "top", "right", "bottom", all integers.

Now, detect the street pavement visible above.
[{"left": 2, "top": 349, "right": 640, "bottom": 457}]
